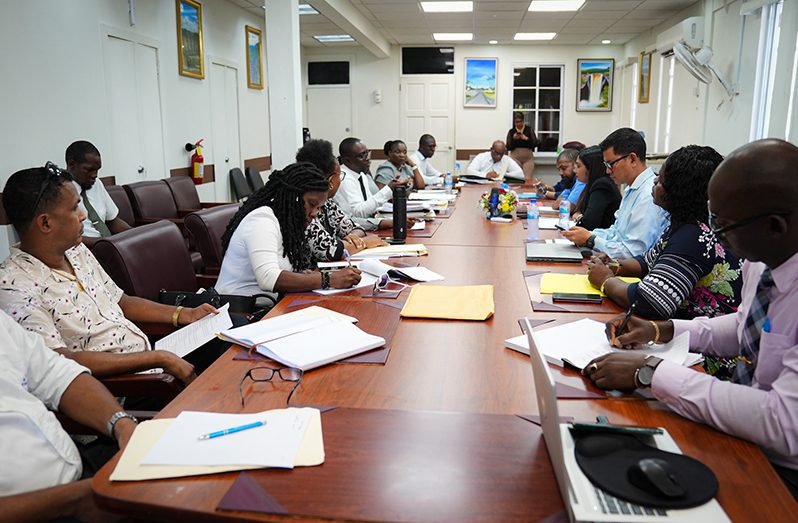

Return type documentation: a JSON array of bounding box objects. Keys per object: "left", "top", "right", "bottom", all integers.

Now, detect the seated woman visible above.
[
  {"left": 373, "top": 140, "right": 425, "bottom": 190},
  {"left": 296, "top": 139, "right": 385, "bottom": 261},
  {"left": 587, "top": 145, "right": 743, "bottom": 322},
  {"left": 571, "top": 145, "right": 621, "bottom": 230},
  {"left": 216, "top": 163, "right": 362, "bottom": 298}
]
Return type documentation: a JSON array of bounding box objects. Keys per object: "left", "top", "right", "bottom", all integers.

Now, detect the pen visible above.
[
  {"left": 616, "top": 302, "right": 637, "bottom": 337},
  {"left": 198, "top": 420, "right": 267, "bottom": 440},
  {"left": 343, "top": 249, "right": 352, "bottom": 268}
]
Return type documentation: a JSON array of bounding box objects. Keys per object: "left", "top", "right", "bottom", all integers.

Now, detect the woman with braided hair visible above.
[{"left": 216, "top": 162, "right": 362, "bottom": 297}]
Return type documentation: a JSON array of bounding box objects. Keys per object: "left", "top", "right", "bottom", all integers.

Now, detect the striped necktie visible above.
[{"left": 733, "top": 269, "right": 775, "bottom": 385}]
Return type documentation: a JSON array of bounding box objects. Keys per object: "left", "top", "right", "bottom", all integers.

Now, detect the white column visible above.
[{"left": 264, "top": 0, "right": 303, "bottom": 171}]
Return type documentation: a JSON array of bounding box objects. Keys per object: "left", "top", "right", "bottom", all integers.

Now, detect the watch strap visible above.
[{"left": 107, "top": 411, "right": 138, "bottom": 439}]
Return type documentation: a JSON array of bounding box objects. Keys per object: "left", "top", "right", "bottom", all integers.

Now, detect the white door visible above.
[
  {"left": 210, "top": 62, "right": 242, "bottom": 202},
  {"left": 103, "top": 35, "right": 166, "bottom": 184},
  {"left": 307, "top": 85, "right": 352, "bottom": 149},
  {"left": 400, "top": 75, "right": 455, "bottom": 174}
]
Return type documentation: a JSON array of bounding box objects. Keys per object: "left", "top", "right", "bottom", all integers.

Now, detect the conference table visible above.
[{"left": 93, "top": 184, "right": 798, "bottom": 522}]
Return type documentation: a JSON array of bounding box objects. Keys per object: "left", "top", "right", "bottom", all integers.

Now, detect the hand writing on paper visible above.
[{"left": 330, "top": 267, "right": 362, "bottom": 288}]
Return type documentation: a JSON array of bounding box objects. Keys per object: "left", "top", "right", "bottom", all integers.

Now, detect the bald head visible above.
[{"left": 490, "top": 140, "right": 507, "bottom": 162}]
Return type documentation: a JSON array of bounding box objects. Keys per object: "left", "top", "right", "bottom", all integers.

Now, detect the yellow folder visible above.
[
  {"left": 400, "top": 285, "right": 494, "bottom": 321},
  {"left": 539, "top": 273, "right": 640, "bottom": 297}
]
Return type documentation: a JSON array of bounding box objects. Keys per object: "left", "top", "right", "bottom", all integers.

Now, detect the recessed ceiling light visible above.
[
  {"left": 489, "top": 40, "right": 498, "bottom": 45},
  {"left": 313, "top": 34, "right": 355, "bottom": 43},
  {"left": 298, "top": 4, "right": 319, "bottom": 15},
  {"left": 421, "top": 1, "right": 473, "bottom": 13},
  {"left": 528, "top": 0, "right": 585, "bottom": 12},
  {"left": 514, "top": 32, "right": 557, "bottom": 41},
  {"left": 433, "top": 33, "right": 473, "bottom": 41},
  {"left": 602, "top": 39, "right": 611, "bottom": 44}
]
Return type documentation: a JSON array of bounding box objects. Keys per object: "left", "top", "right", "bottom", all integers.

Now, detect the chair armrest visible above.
[
  {"left": 101, "top": 372, "right": 182, "bottom": 401},
  {"left": 201, "top": 201, "right": 234, "bottom": 208},
  {"left": 196, "top": 274, "right": 218, "bottom": 288},
  {"left": 82, "top": 236, "right": 101, "bottom": 250},
  {"left": 135, "top": 217, "right": 185, "bottom": 228}
]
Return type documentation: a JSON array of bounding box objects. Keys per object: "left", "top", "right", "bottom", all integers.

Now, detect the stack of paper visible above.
[
  {"left": 540, "top": 273, "right": 641, "bottom": 297},
  {"left": 218, "top": 306, "right": 356, "bottom": 348},
  {"left": 409, "top": 192, "right": 457, "bottom": 202},
  {"left": 504, "top": 318, "right": 701, "bottom": 370},
  {"left": 360, "top": 258, "right": 444, "bottom": 282},
  {"left": 540, "top": 217, "right": 576, "bottom": 229},
  {"left": 400, "top": 285, "right": 494, "bottom": 320},
  {"left": 155, "top": 303, "right": 233, "bottom": 357},
  {"left": 377, "top": 201, "right": 433, "bottom": 213},
  {"left": 355, "top": 243, "right": 429, "bottom": 258}
]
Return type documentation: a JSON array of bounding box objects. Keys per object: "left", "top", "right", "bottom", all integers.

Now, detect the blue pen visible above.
[
  {"left": 198, "top": 420, "right": 267, "bottom": 441},
  {"left": 763, "top": 318, "right": 771, "bottom": 333},
  {"left": 343, "top": 249, "right": 352, "bottom": 268}
]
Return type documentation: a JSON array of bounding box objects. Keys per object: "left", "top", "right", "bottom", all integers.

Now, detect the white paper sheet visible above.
[
  {"left": 312, "top": 271, "right": 378, "bottom": 295},
  {"left": 218, "top": 306, "right": 357, "bottom": 347},
  {"left": 155, "top": 304, "right": 233, "bottom": 358},
  {"left": 539, "top": 217, "right": 577, "bottom": 230},
  {"left": 359, "top": 258, "right": 444, "bottom": 282},
  {"left": 410, "top": 220, "right": 426, "bottom": 231}
]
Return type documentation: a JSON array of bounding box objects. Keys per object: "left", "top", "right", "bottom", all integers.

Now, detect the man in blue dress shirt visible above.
[{"left": 562, "top": 128, "right": 669, "bottom": 258}]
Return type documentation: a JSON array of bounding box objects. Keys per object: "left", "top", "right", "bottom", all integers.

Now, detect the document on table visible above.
[
  {"left": 409, "top": 192, "right": 456, "bottom": 202},
  {"left": 410, "top": 220, "right": 426, "bottom": 231},
  {"left": 400, "top": 285, "right": 494, "bottom": 320},
  {"left": 540, "top": 273, "right": 641, "bottom": 297},
  {"left": 140, "top": 409, "right": 313, "bottom": 468},
  {"left": 540, "top": 217, "right": 576, "bottom": 229},
  {"left": 218, "top": 306, "right": 357, "bottom": 347},
  {"left": 355, "top": 243, "right": 428, "bottom": 257},
  {"left": 312, "top": 271, "right": 378, "bottom": 295},
  {"left": 154, "top": 303, "right": 233, "bottom": 357},
  {"left": 359, "top": 258, "right": 444, "bottom": 282}
]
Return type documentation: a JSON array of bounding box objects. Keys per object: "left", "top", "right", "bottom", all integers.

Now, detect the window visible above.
[
  {"left": 401, "top": 47, "right": 455, "bottom": 74},
  {"left": 308, "top": 61, "right": 349, "bottom": 85},
  {"left": 512, "top": 65, "right": 563, "bottom": 152},
  {"left": 750, "top": 0, "right": 783, "bottom": 140}
]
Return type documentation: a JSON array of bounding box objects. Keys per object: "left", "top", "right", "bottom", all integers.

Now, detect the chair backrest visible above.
[
  {"left": 230, "top": 168, "right": 252, "bottom": 201},
  {"left": 245, "top": 166, "right": 264, "bottom": 192},
  {"left": 92, "top": 220, "right": 197, "bottom": 301},
  {"left": 184, "top": 204, "right": 239, "bottom": 271},
  {"left": 105, "top": 184, "right": 135, "bottom": 226},
  {"left": 164, "top": 175, "right": 202, "bottom": 211},
  {"left": 124, "top": 180, "right": 179, "bottom": 222}
]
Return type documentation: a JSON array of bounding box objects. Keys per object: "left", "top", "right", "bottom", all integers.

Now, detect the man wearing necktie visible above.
[
  {"left": 581, "top": 139, "right": 798, "bottom": 499},
  {"left": 65, "top": 141, "right": 130, "bottom": 239}
]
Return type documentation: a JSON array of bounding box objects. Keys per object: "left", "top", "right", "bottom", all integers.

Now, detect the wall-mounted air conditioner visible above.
[{"left": 656, "top": 16, "right": 704, "bottom": 55}]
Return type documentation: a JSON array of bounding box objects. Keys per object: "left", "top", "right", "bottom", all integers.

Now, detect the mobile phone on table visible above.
[
  {"left": 569, "top": 422, "right": 664, "bottom": 436},
  {"left": 554, "top": 224, "right": 567, "bottom": 231},
  {"left": 552, "top": 292, "right": 602, "bottom": 304}
]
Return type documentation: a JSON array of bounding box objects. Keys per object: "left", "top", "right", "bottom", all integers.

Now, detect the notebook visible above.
[
  {"left": 540, "top": 273, "right": 641, "bottom": 296},
  {"left": 359, "top": 258, "right": 444, "bottom": 282},
  {"left": 526, "top": 243, "right": 584, "bottom": 263}
]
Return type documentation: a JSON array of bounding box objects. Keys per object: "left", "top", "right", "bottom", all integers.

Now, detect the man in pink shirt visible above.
[{"left": 583, "top": 139, "right": 798, "bottom": 499}]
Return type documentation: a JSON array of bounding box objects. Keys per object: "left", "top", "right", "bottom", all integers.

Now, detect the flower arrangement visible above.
[{"left": 478, "top": 188, "right": 518, "bottom": 217}]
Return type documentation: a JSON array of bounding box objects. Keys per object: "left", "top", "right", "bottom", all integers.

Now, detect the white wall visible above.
[{"left": 0, "top": 0, "right": 270, "bottom": 193}]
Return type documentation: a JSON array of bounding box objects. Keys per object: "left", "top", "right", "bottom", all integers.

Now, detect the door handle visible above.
[{"left": 225, "top": 157, "right": 229, "bottom": 162}]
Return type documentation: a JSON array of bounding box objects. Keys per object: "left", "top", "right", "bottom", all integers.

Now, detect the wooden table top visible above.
[{"left": 93, "top": 184, "right": 798, "bottom": 522}]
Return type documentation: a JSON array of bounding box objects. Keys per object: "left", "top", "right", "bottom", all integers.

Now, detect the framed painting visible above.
[
  {"left": 638, "top": 52, "right": 652, "bottom": 103},
  {"left": 176, "top": 0, "right": 204, "bottom": 79},
  {"left": 246, "top": 25, "right": 264, "bottom": 89},
  {"left": 464, "top": 57, "right": 498, "bottom": 108},
  {"left": 576, "top": 58, "right": 614, "bottom": 112}
]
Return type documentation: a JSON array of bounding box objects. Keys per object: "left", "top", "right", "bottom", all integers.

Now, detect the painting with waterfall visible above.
[{"left": 576, "top": 59, "right": 614, "bottom": 112}]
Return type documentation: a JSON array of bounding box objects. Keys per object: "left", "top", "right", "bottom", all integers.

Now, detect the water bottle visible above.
[
  {"left": 488, "top": 187, "right": 500, "bottom": 218},
  {"left": 444, "top": 172, "right": 454, "bottom": 194},
  {"left": 558, "top": 199, "right": 570, "bottom": 230},
  {"left": 454, "top": 161, "right": 462, "bottom": 178},
  {"left": 391, "top": 184, "right": 407, "bottom": 243},
  {"left": 527, "top": 201, "right": 540, "bottom": 241}
]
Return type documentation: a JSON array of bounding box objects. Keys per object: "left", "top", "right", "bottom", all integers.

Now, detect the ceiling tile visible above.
[{"left": 581, "top": 0, "right": 646, "bottom": 11}]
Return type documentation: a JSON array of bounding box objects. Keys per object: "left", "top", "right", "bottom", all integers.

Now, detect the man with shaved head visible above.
[
  {"left": 465, "top": 140, "right": 523, "bottom": 180},
  {"left": 581, "top": 139, "right": 798, "bottom": 498}
]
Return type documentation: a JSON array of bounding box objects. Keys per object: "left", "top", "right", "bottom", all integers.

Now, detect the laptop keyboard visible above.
[{"left": 594, "top": 486, "right": 668, "bottom": 517}]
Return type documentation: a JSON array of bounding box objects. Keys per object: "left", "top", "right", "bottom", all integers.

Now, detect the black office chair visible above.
[
  {"left": 230, "top": 168, "right": 253, "bottom": 201},
  {"left": 246, "top": 166, "right": 264, "bottom": 192}
]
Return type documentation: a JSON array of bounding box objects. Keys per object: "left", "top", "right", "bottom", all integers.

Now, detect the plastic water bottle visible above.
[
  {"left": 559, "top": 199, "right": 571, "bottom": 230},
  {"left": 454, "top": 161, "right": 462, "bottom": 178},
  {"left": 444, "top": 172, "right": 454, "bottom": 194},
  {"left": 527, "top": 201, "right": 540, "bottom": 241}
]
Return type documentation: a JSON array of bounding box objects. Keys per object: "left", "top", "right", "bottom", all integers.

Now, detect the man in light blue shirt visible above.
[
  {"left": 562, "top": 128, "right": 669, "bottom": 258},
  {"left": 561, "top": 179, "right": 586, "bottom": 208}
]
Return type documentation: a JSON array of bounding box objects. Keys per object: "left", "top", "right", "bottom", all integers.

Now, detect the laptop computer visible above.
[
  {"left": 525, "top": 242, "right": 584, "bottom": 263},
  {"left": 520, "top": 318, "right": 730, "bottom": 522}
]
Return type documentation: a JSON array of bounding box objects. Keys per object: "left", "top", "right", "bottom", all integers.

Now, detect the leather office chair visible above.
[
  {"left": 230, "top": 168, "right": 253, "bottom": 201},
  {"left": 164, "top": 175, "right": 233, "bottom": 214},
  {"left": 245, "top": 166, "right": 264, "bottom": 192},
  {"left": 105, "top": 184, "right": 136, "bottom": 226},
  {"left": 184, "top": 204, "right": 239, "bottom": 274}
]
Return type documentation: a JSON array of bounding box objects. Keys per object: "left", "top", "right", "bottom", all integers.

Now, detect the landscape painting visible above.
[
  {"left": 577, "top": 58, "right": 614, "bottom": 112},
  {"left": 464, "top": 58, "right": 497, "bottom": 108},
  {"left": 177, "top": 0, "right": 204, "bottom": 79}
]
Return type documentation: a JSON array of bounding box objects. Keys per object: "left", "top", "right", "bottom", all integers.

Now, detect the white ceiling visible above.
[{"left": 228, "top": 0, "right": 699, "bottom": 48}]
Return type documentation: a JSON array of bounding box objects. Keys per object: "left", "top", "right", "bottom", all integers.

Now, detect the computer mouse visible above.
[{"left": 627, "top": 458, "right": 685, "bottom": 498}]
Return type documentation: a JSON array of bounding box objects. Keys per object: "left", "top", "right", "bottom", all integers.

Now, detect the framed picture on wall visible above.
[
  {"left": 245, "top": 25, "right": 264, "bottom": 89},
  {"left": 638, "top": 52, "right": 652, "bottom": 103},
  {"left": 176, "top": 0, "right": 204, "bottom": 79},
  {"left": 576, "top": 58, "right": 614, "bottom": 112},
  {"left": 464, "top": 58, "right": 498, "bottom": 108}
]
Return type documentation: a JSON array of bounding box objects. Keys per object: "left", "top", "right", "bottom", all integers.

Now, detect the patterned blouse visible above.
[
  {"left": 305, "top": 199, "right": 363, "bottom": 263},
  {"left": 628, "top": 222, "right": 743, "bottom": 321},
  {"left": 0, "top": 244, "right": 149, "bottom": 353}
]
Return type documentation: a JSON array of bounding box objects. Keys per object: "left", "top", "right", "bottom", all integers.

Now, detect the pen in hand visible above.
[
  {"left": 343, "top": 249, "right": 353, "bottom": 268},
  {"left": 615, "top": 302, "right": 637, "bottom": 340},
  {"left": 198, "top": 420, "right": 267, "bottom": 440}
]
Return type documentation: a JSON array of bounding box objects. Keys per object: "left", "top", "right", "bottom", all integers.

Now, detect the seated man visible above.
[
  {"left": 409, "top": 134, "right": 444, "bottom": 185},
  {"left": 562, "top": 128, "right": 668, "bottom": 258},
  {"left": 66, "top": 140, "right": 131, "bottom": 239},
  {"left": 1, "top": 308, "right": 137, "bottom": 521},
  {"left": 465, "top": 140, "right": 523, "bottom": 180},
  {"left": 0, "top": 165, "right": 216, "bottom": 383},
  {"left": 333, "top": 137, "right": 404, "bottom": 231},
  {"left": 583, "top": 139, "right": 798, "bottom": 499},
  {"left": 538, "top": 148, "right": 579, "bottom": 200}
]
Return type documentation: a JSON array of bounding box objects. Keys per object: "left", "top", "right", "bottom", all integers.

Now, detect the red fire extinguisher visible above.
[{"left": 186, "top": 139, "right": 205, "bottom": 185}]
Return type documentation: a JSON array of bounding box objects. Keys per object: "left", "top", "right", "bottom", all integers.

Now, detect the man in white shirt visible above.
[
  {"left": 409, "top": 134, "right": 443, "bottom": 185},
  {"left": 65, "top": 140, "right": 131, "bottom": 239},
  {"left": 0, "top": 309, "right": 136, "bottom": 521},
  {"left": 465, "top": 140, "right": 524, "bottom": 180}
]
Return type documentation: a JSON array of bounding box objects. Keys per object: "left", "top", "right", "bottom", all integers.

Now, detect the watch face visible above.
[{"left": 638, "top": 365, "right": 655, "bottom": 387}]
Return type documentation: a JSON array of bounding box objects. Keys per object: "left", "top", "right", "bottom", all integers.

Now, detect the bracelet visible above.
[
  {"left": 599, "top": 277, "right": 614, "bottom": 294},
  {"left": 650, "top": 321, "right": 661, "bottom": 344},
  {"left": 172, "top": 306, "right": 184, "bottom": 327},
  {"left": 107, "top": 411, "right": 138, "bottom": 439},
  {"left": 321, "top": 271, "right": 331, "bottom": 290}
]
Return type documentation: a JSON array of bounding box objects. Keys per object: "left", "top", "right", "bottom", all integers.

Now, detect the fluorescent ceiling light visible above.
[
  {"left": 421, "top": 1, "right": 473, "bottom": 12},
  {"left": 433, "top": 33, "right": 473, "bottom": 41},
  {"left": 528, "top": 0, "right": 585, "bottom": 12},
  {"left": 514, "top": 32, "right": 557, "bottom": 41},
  {"left": 489, "top": 40, "right": 498, "bottom": 44},
  {"left": 438, "top": 48, "right": 455, "bottom": 53},
  {"left": 313, "top": 34, "right": 355, "bottom": 43},
  {"left": 298, "top": 4, "right": 319, "bottom": 15},
  {"left": 601, "top": 39, "right": 611, "bottom": 44}
]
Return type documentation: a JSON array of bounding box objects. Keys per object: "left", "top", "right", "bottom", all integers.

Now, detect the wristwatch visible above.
[
  {"left": 585, "top": 235, "right": 596, "bottom": 249},
  {"left": 634, "top": 356, "right": 663, "bottom": 388},
  {"left": 107, "top": 411, "right": 138, "bottom": 439}
]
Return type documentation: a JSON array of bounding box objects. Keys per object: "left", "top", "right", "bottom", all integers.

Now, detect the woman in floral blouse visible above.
[{"left": 587, "top": 145, "right": 743, "bottom": 324}]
